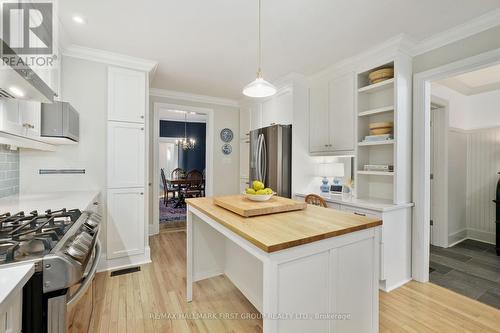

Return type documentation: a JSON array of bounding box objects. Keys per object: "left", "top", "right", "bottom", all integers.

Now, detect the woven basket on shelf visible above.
[{"left": 368, "top": 68, "right": 394, "bottom": 84}]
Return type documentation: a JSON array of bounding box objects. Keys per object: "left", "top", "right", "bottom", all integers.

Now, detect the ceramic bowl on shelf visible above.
[{"left": 243, "top": 192, "right": 276, "bottom": 202}]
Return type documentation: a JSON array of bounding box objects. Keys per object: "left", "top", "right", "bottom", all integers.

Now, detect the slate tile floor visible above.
[{"left": 430, "top": 239, "right": 500, "bottom": 309}]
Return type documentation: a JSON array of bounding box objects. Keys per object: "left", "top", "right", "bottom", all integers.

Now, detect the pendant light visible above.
[
  {"left": 176, "top": 113, "right": 196, "bottom": 150},
  {"left": 242, "top": 0, "right": 276, "bottom": 98}
]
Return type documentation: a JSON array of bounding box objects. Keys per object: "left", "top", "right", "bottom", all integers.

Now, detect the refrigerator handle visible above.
[
  {"left": 256, "top": 134, "right": 262, "bottom": 181},
  {"left": 261, "top": 135, "right": 267, "bottom": 183}
]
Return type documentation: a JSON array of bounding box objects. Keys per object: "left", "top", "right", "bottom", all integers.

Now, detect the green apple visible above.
[
  {"left": 246, "top": 188, "right": 256, "bottom": 195},
  {"left": 252, "top": 180, "right": 265, "bottom": 191}
]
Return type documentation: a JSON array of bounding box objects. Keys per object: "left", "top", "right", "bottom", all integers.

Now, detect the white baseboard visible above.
[
  {"left": 193, "top": 269, "right": 223, "bottom": 282},
  {"left": 466, "top": 228, "right": 495, "bottom": 244},
  {"left": 97, "top": 246, "right": 151, "bottom": 273},
  {"left": 149, "top": 223, "right": 159, "bottom": 236},
  {"left": 379, "top": 278, "right": 412, "bottom": 293},
  {"left": 447, "top": 229, "right": 467, "bottom": 247}
]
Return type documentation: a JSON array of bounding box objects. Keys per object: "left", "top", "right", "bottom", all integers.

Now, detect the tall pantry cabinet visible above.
[{"left": 106, "top": 67, "right": 149, "bottom": 263}]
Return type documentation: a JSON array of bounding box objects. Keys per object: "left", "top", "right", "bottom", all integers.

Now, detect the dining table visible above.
[{"left": 166, "top": 178, "right": 203, "bottom": 208}]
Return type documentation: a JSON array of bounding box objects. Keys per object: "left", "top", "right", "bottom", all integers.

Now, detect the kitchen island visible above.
[{"left": 186, "top": 196, "right": 382, "bottom": 333}]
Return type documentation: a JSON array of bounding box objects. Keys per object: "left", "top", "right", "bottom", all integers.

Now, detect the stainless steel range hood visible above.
[{"left": 0, "top": 39, "right": 56, "bottom": 103}]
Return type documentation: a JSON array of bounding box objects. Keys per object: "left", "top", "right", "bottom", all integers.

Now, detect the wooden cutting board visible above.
[{"left": 213, "top": 195, "right": 307, "bottom": 217}]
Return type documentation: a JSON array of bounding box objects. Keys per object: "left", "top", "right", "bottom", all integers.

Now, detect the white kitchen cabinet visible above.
[
  {"left": 239, "top": 107, "right": 251, "bottom": 139},
  {"left": 239, "top": 177, "right": 250, "bottom": 193},
  {"left": 239, "top": 138, "right": 249, "bottom": 178},
  {"left": 108, "top": 67, "right": 146, "bottom": 123},
  {"left": 308, "top": 79, "right": 329, "bottom": 153},
  {"left": 107, "top": 122, "right": 145, "bottom": 188},
  {"left": 329, "top": 73, "right": 355, "bottom": 152},
  {"left": 0, "top": 289, "right": 22, "bottom": 333},
  {"left": 249, "top": 103, "right": 262, "bottom": 131},
  {"left": 309, "top": 72, "right": 355, "bottom": 155},
  {"left": 261, "top": 88, "right": 293, "bottom": 127},
  {"left": 19, "top": 101, "right": 41, "bottom": 138},
  {"left": 106, "top": 188, "right": 145, "bottom": 259},
  {"left": 0, "top": 99, "right": 23, "bottom": 135},
  {"left": 338, "top": 203, "right": 411, "bottom": 291}
]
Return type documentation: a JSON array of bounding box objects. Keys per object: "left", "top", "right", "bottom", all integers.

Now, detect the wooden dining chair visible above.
[
  {"left": 304, "top": 194, "right": 327, "bottom": 208},
  {"left": 160, "top": 168, "right": 173, "bottom": 206},
  {"left": 182, "top": 169, "right": 204, "bottom": 198}
]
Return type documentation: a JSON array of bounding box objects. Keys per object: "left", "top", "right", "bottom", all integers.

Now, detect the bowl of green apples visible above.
[{"left": 243, "top": 180, "right": 276, "bottom": 202}]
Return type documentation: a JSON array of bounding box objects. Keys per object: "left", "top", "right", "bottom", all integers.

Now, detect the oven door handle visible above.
[{"left": 67, "top": 239, "right": 101, "bottom": 306}]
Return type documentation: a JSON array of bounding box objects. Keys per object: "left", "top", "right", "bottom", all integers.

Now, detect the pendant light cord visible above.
[{"left": 257, "top": 0, "right": 262, "bottom": 77}]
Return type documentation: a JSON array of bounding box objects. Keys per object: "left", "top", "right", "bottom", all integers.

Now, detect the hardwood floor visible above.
[{"left": 90, "top": 230, "right": 500, "bottom": 333}]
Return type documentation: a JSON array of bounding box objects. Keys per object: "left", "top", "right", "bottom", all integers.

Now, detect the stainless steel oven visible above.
[{"left": 46, "top": 239, "right": 101, "bottom": 333}]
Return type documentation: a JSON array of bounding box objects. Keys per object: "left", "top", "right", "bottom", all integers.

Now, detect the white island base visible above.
[{"left": 187, "top": 205, "right": 381, "bottom": 333}]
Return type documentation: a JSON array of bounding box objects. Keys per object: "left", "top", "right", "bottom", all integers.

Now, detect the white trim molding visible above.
[
  {"left": 412, "top": 8, "right": 500, "bottom": 56},
  {"left": 151, "top": 102, "right": 215, "bottom": 236},
  {"left": 412, "top": 47, "right": 500, "bottom": 283},
  {"left": 150, "top": 88, "right": 240, "bottom": 108},
  {"left": 62, "top": 44, "right": 158, "bottom": 75}
]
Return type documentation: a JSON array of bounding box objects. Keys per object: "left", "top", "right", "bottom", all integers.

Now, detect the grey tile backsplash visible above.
[{"left": 0, "top": 145, "right": 19, "bottom": 198}]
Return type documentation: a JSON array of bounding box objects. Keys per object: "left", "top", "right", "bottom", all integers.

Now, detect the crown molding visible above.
[
  {"left": 309, "top": 34, "right": 417, "bottom": 80},
  {"left": 62, "top": 45, "right": 158, "bottom": 75},
  {"left": 412, "top": 8, "right": 500, "bottom": 56},
  {"left": 150, "top": 88, "right": 240, "bottom": 108}
]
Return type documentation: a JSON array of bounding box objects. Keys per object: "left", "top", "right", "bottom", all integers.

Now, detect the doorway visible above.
[
  {"left": 412, "top": 48, "right": 500, "bottom": 283},
  {"left": 152, "top": 103, "right": 214, "bottom": 234},
  {"left": 415, "top": 56, "right": 500, "bottom": 309}
]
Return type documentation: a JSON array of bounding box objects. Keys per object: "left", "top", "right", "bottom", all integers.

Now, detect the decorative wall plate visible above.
[
  {"left": 222, "top": 143, "right": 232, "bottom": 155},
  {"left": 220, "top": 128, "right": 234, "bottom": 142}
]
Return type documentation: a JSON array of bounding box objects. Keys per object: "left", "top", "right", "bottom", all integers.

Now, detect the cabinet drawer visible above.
[
  {"left": 325, "top": 202, "right": 341, "bottom": 210},
  {"left": 340, "top": 205, "right": 381, "bottom": 218}
]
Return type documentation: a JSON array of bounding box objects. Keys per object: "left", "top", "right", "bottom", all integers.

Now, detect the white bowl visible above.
[{"left": 243, "top": 192, "right": 275, "bottom": 202}]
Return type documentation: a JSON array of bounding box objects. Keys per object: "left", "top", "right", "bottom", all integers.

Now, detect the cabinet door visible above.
[
  {"left": 108, "top": 67, "right": 146, "bottom": 123},
  {"left": 0, "top": 99, "right": 23, "bottom": 135},
  {"left": 107, "top": 122, "right": 145, "bottom": 188},
  {"left": 261, "top": 98, "right": 275, "bottom": 127},
  {"left": 239, "top": 107, "right": 251, "bottom": 139},
  {"left": 19, "top": 101, "right": 41, "bottom": 138},
  {"left": 107, "top": 188, "right": 145, "bottom": 259},
  {"left": 329, "top": 73, "right": 355, "bottom": 152},
  {"left": 239, "top": 138, "right": 250, "bottom": 178},
  {"left": 249, "top": 103, "right": 262, "bottom": 131},
  {"left": 308, "top": 80, "right": 329, "bottom": 153},
  {"left": 239, "top": 178, "right": 250, "bottom": 193},
  {"left": 273, "top": 88, "right": 293, "bottom": 125}
]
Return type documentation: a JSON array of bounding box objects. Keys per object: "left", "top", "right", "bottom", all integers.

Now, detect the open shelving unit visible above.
[{"left": 355, "top": 56, "right": 412, "bottom": 204}]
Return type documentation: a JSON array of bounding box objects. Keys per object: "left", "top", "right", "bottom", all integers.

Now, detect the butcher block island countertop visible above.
[{"left": 186, "top": 196, "right": 382, "bottom": 253}]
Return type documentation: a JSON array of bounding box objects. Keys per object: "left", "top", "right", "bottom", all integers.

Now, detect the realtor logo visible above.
[{"left": 2, "top": 1, "right": 53, "bottom": 55}]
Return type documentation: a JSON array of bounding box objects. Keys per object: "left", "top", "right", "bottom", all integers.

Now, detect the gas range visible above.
[
  {"left": 0, "top": 209, "right": 81, "bottom": 267},
  {"left": 0, "top": 199, "right": 102, "bottom": 333}
]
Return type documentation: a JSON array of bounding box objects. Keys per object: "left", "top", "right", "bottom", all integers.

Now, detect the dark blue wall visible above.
[{"left": 160, "top": 120, "right": 206, "bottom": 173}]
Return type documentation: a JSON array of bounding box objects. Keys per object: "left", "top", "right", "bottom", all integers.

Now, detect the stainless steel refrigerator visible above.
[{"left": 249, "top": 124, "right": 292, "bottom": 198}]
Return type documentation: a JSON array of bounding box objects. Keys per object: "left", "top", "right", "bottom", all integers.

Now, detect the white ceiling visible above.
[
  {"left": 437, "top": 63, "right": 500, "bottom": 95},
  {"left": 59, "top": 0, "right": 500, "bottom": 99}
]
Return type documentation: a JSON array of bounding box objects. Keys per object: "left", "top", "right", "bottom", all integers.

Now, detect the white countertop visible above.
[
  {"left": 294, "top": 192, "right": 414, "bottom": 212},
  {"left": 0, "top": 263, "right": 34, "bottom": 309},
  {"left": 0, "top": 190, "right": 100, "bottom": 213}
]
